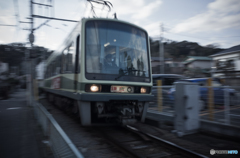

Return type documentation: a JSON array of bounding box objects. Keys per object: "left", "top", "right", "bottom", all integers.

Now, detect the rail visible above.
[
  {"left": 125, "top": 125, "right": 208, "bottom": 158},
  {"left": 33, "top": 101, "right": 84, "bottom": 158}
]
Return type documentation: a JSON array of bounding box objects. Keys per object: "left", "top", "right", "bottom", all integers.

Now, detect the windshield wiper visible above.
[
  {"left": 115, "top": 70, "right": 129, "bottom": 80},
  {"left": 115, "top": 69, "right": 145, "bottom": 80}
]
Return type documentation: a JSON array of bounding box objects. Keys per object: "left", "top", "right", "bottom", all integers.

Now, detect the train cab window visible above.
[{"left": 85, "top": 20, "right": 150, "bottom": 82}]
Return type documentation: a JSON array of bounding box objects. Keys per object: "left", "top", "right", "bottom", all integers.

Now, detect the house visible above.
[
  {"left": 210, "top": 44, "right": 240, "bottom": 77},
  {"left": 151, "top": 57, "right": 184, "bottom": 74},
  {"left": 210, "top": 44, "right": 240, "bottom": 86},
  {"left": 182, "top": 56, "right": 212, "bottom": 77}
]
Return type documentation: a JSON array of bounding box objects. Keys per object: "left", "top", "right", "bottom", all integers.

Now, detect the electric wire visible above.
[
  {"left": 13, "top": 0, "right": 20, "bottom": 43},
  {"left": 86, "top": 0, "right": 115, "bottom": 18}
]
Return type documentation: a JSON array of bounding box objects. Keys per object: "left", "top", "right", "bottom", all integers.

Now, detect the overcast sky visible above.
[{"left": 0, "top": 0, "right": 240, "bottom": 50}]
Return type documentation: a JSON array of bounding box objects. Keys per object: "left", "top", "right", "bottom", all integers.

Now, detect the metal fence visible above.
[
  {"left": 200, "top": 86, "right": 240, "bottom": 126},
  {"left": 149, "top": 85, "right": 240, "bottom": 127},
  {"left": 149, "top": 86, "right": 174, "bottom": 113},
  {"left": 33, "top": 101, "right": 84, "bottom": 158}
]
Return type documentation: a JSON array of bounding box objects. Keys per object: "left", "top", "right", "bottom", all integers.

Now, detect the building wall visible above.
[
  {"left": 0, "top": 62, "right": 8, "bottom": 74},
  {"left": 151, "top": 60, "right": 184, "bottom": 74},
  {"left": 236, "top": 60, "right": 240, "bottom": 71},
  {"left": 187, "top": 60, "right": 211, "bottom": 69},
  {"left": 212, "top": 52, "right": 240, "bottom": 71}
]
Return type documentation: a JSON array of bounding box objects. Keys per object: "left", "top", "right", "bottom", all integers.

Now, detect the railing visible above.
[
  {"left": 33, "top": 101, "right": 84, "bottom": 158},
  {"left": 200, "top": 86, "right": 240, "bottom": 126},
  {"left": 149, "top": 86, "right": 174, "bottom": 113},
  {"left": 149, "top": 85, "right": 240, "bottom": 127}
]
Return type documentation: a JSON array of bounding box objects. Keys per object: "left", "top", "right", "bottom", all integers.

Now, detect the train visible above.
[{"left": 41, "top": 17, "right": 153, "bottom": 126}]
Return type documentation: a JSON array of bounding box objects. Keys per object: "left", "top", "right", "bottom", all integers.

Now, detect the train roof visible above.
[{"left": 45, "top": 17, "right": 149, "bottom": 66}]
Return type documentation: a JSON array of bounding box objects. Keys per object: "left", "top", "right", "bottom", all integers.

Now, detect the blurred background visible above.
[
  {"left": 0, "top": 1, "right": 240, "bottom": 157},
  {"left": 0, "top": 0, "right": 240, "bottom": 96}
]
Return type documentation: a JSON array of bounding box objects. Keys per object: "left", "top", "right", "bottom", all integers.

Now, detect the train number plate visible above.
[{"left": 111, "top": 85, "right": 134, "bottom": 93}]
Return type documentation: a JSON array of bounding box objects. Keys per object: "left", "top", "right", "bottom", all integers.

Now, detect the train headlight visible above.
[
  {"left": 90, "top": 85, "right": 99, "bottom": 92},
  {"left": 85, "top": 84, "right": 101, "bottom": 92},
  {"left": 141, "top": 87, "right": 147, "bottom": 93}
]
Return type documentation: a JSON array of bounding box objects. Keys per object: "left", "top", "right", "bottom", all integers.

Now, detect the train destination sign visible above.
[{"left": 111, "top": 85, "right": 134, "bottom": 93}]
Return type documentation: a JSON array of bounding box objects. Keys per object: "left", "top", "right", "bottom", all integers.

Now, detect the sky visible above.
[{"left": 0, "top": 0, "right": 240, "bottom": 50}]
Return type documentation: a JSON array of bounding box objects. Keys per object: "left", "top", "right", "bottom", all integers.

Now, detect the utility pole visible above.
[
  {"left": 30, "top": 0, "right": 34, "bottom": 45},
  {"left": 159, "top": 23, "right": 164, "bottom": 74},
  {"left": 26, "top": 0, "right": 34, "bottom": 106},
  {"left": 25, "top": 0, "right": 78, "bottom": 105}
]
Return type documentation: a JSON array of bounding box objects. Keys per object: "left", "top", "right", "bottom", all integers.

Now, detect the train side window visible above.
[
  {"left": 52, "top": 61, "right": 56, "bottom": 76},
  {"left": 61, "top": 49, "right": 67, "bottom": 73},
  {"left": 49, "top": 64, "right": 53, "bottom": 77},
  {"left": 55, "top": 55, "right": 61, "bottom": 75},
  {"left": 61, "top": 43, "right": 74, "bottom": 74},
  {"left": 67, "top": 43, "right": 74, "bottom": 72},
  {"left": 45, "top": 66, "right": 49, "bottom": 78},
  {"left": 48, "top": 66, "right": 50, "bottom": 78}
]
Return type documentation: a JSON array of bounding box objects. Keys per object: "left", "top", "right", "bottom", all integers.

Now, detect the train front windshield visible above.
[{"left": 85, "top": 20, "right": 150, "bottom": 82}]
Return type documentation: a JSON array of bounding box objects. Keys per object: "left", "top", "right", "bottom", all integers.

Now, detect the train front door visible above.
[{"left": 74, "top": 35, "right": 80, "bottom": 92}]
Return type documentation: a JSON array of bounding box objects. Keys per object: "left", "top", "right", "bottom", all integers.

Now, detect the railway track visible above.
[
  {"left": 40, "top": 97, "right": 211, "bottom": 157},
  {"left": 98, "top": 125, "right": 208, "bottom": 158}
]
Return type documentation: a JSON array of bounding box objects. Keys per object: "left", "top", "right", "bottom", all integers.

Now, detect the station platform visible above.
[{"left": 0, "top": 89, "right": 53, "bottom": 158}]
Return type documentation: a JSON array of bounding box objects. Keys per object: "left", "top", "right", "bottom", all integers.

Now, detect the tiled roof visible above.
[{"left": 211, "top": 44, "right": 240, "bottom": 57}]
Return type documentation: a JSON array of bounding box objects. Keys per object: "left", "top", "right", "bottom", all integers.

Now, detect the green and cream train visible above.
[{"left": 42, "top": 18, "right": 153, "bottom": 125}]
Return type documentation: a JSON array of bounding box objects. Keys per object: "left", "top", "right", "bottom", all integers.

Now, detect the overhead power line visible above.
[
  {"left": 0, "top": 24, "right": 17, "bottom": 27},
  {"left": 32, "top": 15, "right": 78, "bottom": 22},
  {"left": 87, "top": 0, "right": 116, "bottom": 18},
  {"left": 32, "top": 1, "right": 52, "bottom": 7}
]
